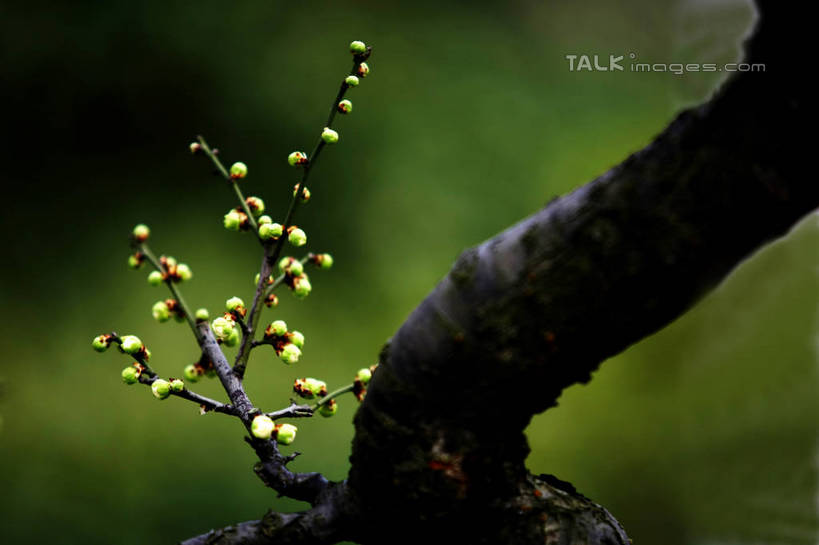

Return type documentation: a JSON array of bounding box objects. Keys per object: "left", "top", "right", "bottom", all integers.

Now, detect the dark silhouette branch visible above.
[{"left": 182, "top": 4, "right": 814, "bottom": 543}]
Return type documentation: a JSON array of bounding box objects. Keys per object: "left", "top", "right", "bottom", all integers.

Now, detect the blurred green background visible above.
[{"left": 1, "top": 1, "right": 816, "bottom": 544}]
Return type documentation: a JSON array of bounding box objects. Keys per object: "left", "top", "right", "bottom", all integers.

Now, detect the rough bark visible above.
[{"left": 183, "top": 2, "right": 816, "bottom": 543}]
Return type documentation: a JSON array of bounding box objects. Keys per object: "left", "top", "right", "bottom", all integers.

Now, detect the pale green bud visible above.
[
  {"left": 92, "top": 334, "right": 111, "bottom": 352},
  {"left": 349, "top": 40, "right": 367, "bottom": 54},
  {"left": 176, "top": 263, "right": 193, "bottom": 281},
  {"left": 293, "top": 276, "right": 312, "bottom": 299},
  {"left": 357, "top": 62, "right": 370, "bottom": 78},
  {"left": 121, "top": 366, "right": 139, "bottom": 385},
  {"left": 251, "top": 414, "right": 275, "bottom": 440},
  {"left": 279, "top": 343, "right": 301, "bottom": 365},
  {"left": 356, "top": 367, "right": 372, "bottom": 385},
  {"left": 275, "top": 423, "right": 298, "bottom": 445},
  {"left": 318, "top": 253, "right": 333, "bottom": 269},
  {"left": 148, "top": 270, "right": 164, "bottom": 286},
  {"left": 183, "top": 364, "right": 201, "bottom": 382},
  {"left": 278, "top": 257, "right": 295, "bottom": 273},
  {"left": 288, "top": 260, "right": 304, "bottom": 277},
  {"left": 223, "top": 209, "right": 243, "bottom": 231},
  {"left": 152, "top": 300, "right": 171, "bottom": 323},
  {"left": 120, "top": 335, "right": 143, "bottom": 355},
  {"left": 288, "top": 151, "right": 307, "bottom": 167},
  {"left": 170, "top": 378, "right": 184, "bottom": 392},
  {"left": 151, "top": 379, "right": 171, "bottom": 400},
  {"left": 337, "top": 99, "right": 352, "bottom": 114},
  {"left": 318, "top": 399, "right": 338, "bottom": 418},
  {"left": 288, "top": 228, "right": 307, "bottom": 247},
  {"left": 132, "top": 224, "right": 150, "bottom": 242},
  {"left": 128, "top": 254, "right": 144, "bottom": 269},
  {"left": 225, "top": 296, "right": 245, "bottom": 313},
  {"left": 293, "top": 184, "right": 311, "bottom": 202},
  {"left": 321, "top": 127, "right": 339, "bottom": 144},
  {"left": 293, "top": 377, "right": 327, "bottom": 399},
  {"left": 195, "top": 308, "right": 209, "bottom": 321},
  {"left": 289, "top": 330, "right": 305, "bottom": 349},
  {"left": 259, "top": 222, "right": 283, "bottom": 241},
  {"left": 245, "top": 196, "right": 265, "bottom": 217},
  {"left": 345, "top": 75, "right": 360, "bottom": 87},
  {"left": 258, "top": 215, "right": 272, "bottom": 225},
  {"left": 267, "top": 320, "right": 288, "bottom": 337},
  {"left": 224, "top": 327, "right": 240, "bottom": 347},
  {"left": 230, "top": 161, "right": 248, "bottom": 179}
]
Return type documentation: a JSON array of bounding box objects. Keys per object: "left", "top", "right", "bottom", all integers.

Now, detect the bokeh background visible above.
[{"left": 1, "top": 1, "right": 816, "bottom": 544}]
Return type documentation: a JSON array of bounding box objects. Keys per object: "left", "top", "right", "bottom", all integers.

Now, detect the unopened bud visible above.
[
  {"left": 128, "top": 253, "right": 144, "bottom": 269},
  {"left": 266, "top": 320, "right": 288, "bottom": 337},
  {"left": 170, "top": 378, "right": 184, "bottom": 392},
  {"left": 245, "top": 196, "right": 265, "bottom": 217},
  {"left": 356, "top": 367, "right": 373, "bottom": 385},
  {"left": 265, "top": 293, "right": 279, "bottom": 308},
  {"left": 321, "top": 127, "right": 339, "bottom": 144},
  {"left": 318, "top": 399, "right": 338, "bottom": 417},
  {"left": 288, "top": 330, "right": 305, "bottom": 349},
  {"left": 224, "top": 327, "right": 240, "bottom": 347},
  {"left": 292, "top": 276, "right": 312, "bottom": 299},
  {"left": 288, "top": 151, "right": 308, "bottom": 167},
  {"left": 274, "top": 423, "right": 297, "bottom": 445},
  {"left": 345, "top": 75, "right": 360, "bottom": 87},
  {"left": 190, "top": 142, "right": 201, "bottom": 154},
  {"left": 225, "top": 296, "right": 246, "bottom": 316},
  {"left": 223, "top": 209, "right": 244, "bottom": 231},
  {"left": 288, "top": 260, "right": 304, "bottom": 277},
  {"left": 230, "top": 161, "right": 248, "bottom": 179},
  {"left": 288, "top": 227, "right": 307, "bottom": 247},
  {"left": 176, "top": 263, "right": 193, "bottom": 281},
  {"left": 259, "top": 222, "right": 283, "bottom": 241},
  {"left": 151, "top": 379, "right": 171, "bottom": 400},
  {"left": 357, "top": 62, "right": 370, "bottom": 78},
  {"left": 211, "top": 316, "right": 236, "bottom": 341},
  {"left": 195, "top": 308, "right": 209, "bottom": 322},
  {"left": 152, "top": 300, "right": 171, "bottom": 323},
  {"left": 120, "top": 335, "right": 143, "bottom": 355},
  {"left": 279, "top": 343, "right": 301, "bottom": 365},
  {"left": 349, "top": 40, "right": 367, "bottom": 54},
  {"left": 258, "top": 215, "right": 273, "bottom": 225},
  {"left": 121, "top": 366, "right": 139, "bottom": 385},
  {"left": 132, "top": 224, "right": 150, "bottom": 243},
  {"left": 183, "top": 364, "right": 201, "bottom": 382},
  {"left": 337, "top": 99, "right": 352, "bottom": 114},
  {"left": 293, "top": 185, "right": 311, "bottom": 202},
  {"left": 317, "top": 253, "right": 333, "bottom": 269},
  {"left": 293, "top": 377, "right": 327, "bottom": 399},
  {"left": 148, "top": 270, "right": 164, "bottom": 286},
  {"left": 92, "top": 334, "right": 112, "bottom": 352},
  {"left": 251, "top": 414, "right": 275, "bottom": 439}
]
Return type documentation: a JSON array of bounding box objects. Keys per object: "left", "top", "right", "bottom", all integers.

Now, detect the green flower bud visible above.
[
  {"left": 357, "top": 62, "right": 370, "bottom": 78},
  {"left": 245, "top": 196, "right": 265, "bottom": 217},
  {"left": 225, "top": 296, "right": 245, "bottom": 313},
  {"left": 279, "top": 343, "right": 301, "bottom": 365},
  {"left": 288, "top": 228, "right": 307, "bottom": 247},
  {"left": 183, "top": 364, "right": 201, "bottom": 382},
  {"left": 345, "top": 75, "right": 360, "bottom": 87},
  {"left": 259, "top": 222, "right": 283, "bottom": 241},
  {"left": 318, "top": 253, "right": 333, "bottom": 269},
  {"left": 152, "top": 300, "right": 171, "bottom": 323},
  {"left": 224, "top": 327, "right": 240, "bottom": 347},
  {"left": 223, "top": 209, "right": 243, "bottom": 231},
  {"left": 349, "top": 40, "right": 367, "bottom": 54},
  {"left": 265, "top": 293, "right": 279, "bottom": 308},
  {"left": 170, "top": 378, "right": 184, "bottom": 392},
  {"left": 148, "top": 270, "right": 164, "bottom": 286},
  {"left": 195, "top": 308, "right": 209, "bottom": 322},
  {"left": 337, "top": 99, "right": 353, "bottom": 114},
  {"left": 121, "top": 366, "right": 139, "bottom": 385},
  {"left": 230, "top": 161, "right": 248, "bottom": 179},
  {"left": 356, "top": 367, "right": 373, "bottom": 385},
  {"left": 132, "top": 224, "right": 150, "bottom": 242},
  {"left": 288, "top": 260, "right": 304, "bottom": 277},
  {"left": 92, "top": 334, "right": 111, "bottom": 352},
  {"left": 288, "top": 330, "right": 305, "bottom": 349},
  {"left": 211, "top": 316, "right": 236, "bottom": 341},
  {"left": 163, "top": 256, "right": 178, "bottom": 268},
  {"left": 151, "top": 379, "right": 171, "bottom": 400},
  {"left": 321, "top": 127, "right": 339, "bottom": 144},
  {"left": 278, "top": 257, "right": 295, "bottom": 272},
  {"left": 293, "top": 276, "right": 312, "bottom": 299},
  {"left": 190, "top": 142, "right": 201, "bottom": 154},
  {"left": 293, "top": 185, "right": 311, "bottom": 202},
  {"left": 176, "top": 263, "right": 193, "bottom": 281},
  {"left": 288, "top": 151, "right": 308, "bottom": 167},
  {"left": 258, "top": 215, "right": 272, "bottom": 225},
  {"left": 128, "top": 253, "right": 144, "bottom": 269},
  {"left": 275, "top": 423, "right": 298, "bottom": 445},
  {"left": 120, "top": 335, "right": 143, "bottom": 355},
  {"left": 251, "top": 414, "right": 275, "bottom": 440},
  {"left": 267, "top": 320, "right": 288, "bottom": 337},
  {"left": 318, "top": 399, "right": 338, "bottom": 418},
  {"left": 293, "top": 377, "right": 327, "bottom": 399}
]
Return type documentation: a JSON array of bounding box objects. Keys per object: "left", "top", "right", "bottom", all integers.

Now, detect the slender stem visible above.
[
  {"left": 139, "top": 375, "right": 239, "bottom": 416},
  {"left": 196, "top": 135, "right": 259, "bottom": 234},
  {"left": 314, "top": 384, "right": 355, "bottom": 408},
  {"left": 266, "top": 402, "right": 314, "bottom": 420}
]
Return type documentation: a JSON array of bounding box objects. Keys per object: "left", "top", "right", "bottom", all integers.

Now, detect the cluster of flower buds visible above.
[
  {"left": 353, "top": 364, "right": 376, "bottom": 402},
  {"left": 146, "top": 256, "right": 192, "bottom": 285},
  {"left": 152, "top": 299, "right": 185, "bottom": 323},
  {"left": 257, "top": 216, "right": 284, "bottom": 241},
  {"left": 211, "top": 313, "right": 240, "bottom": 347},
  {"left": 263, "top": 319, "right": 304, "bottom": 364},
  {"left": 279, "top": 257, "right": 313, "bottom": 299},
  {"left": 293, "top": 377, "right": 327, "bottom": 399},
  {"left": 251, "top": 414, "right": 298, "bottom": 445}
]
